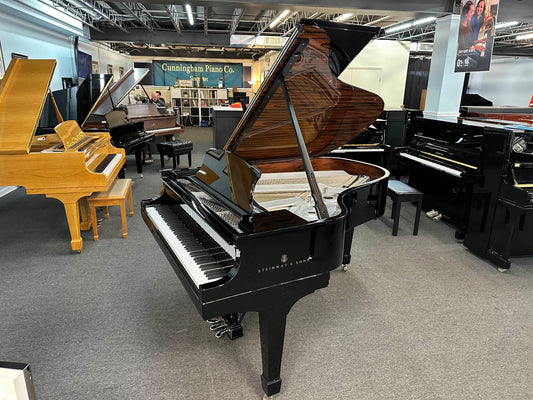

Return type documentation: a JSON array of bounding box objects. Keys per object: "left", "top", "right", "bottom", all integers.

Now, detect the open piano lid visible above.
[
  {"left": 224, "top": 19, "right": 384, "bottom": 164},
  {"left": 0, "top": 59, "right": 56, "bottom": 155},
  {"left": 79, "top": 67, "right": 149, "bottom": 127}
]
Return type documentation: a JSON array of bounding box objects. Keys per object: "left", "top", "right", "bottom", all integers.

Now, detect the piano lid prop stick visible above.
[{"left": 279, "top": 77, "right": 329, "bottom": 219}]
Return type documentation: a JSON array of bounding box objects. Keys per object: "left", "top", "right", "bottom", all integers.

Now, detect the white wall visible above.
[
  {"left": 78, "top": 39, "right": 130, "bottom": 82},
  {"left": 467, "top": 56, "right": 533, "bottom": 106},
  {"left": 0, "top": 12, "right": 75, "bottom": 90},
  {"left": 339, "top": 40, "right": 410, "bottom": 110}
]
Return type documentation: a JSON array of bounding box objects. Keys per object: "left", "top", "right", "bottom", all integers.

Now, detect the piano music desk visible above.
[
  {"left": 87, "top": 178, "right": 133, "bottom": 241},
  {"left": 387, "top": 180, "right": 423, "bottom": 236}
]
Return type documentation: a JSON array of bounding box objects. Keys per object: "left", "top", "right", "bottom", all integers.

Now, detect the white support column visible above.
[{"left": 424, "top": 15, "right": 466, "bottom": 118}]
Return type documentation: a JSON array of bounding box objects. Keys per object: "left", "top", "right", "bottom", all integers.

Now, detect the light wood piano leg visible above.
[
  {"left": 47, "top": 194, "right": 86, "bottom": 252},
  {"left": 79, "top": 197, "right": 91, "bottom": 231},
  {"left": 63, "top": 201, "right": 83, "bottom": 252}
]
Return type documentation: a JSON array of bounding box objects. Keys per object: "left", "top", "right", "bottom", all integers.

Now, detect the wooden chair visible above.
[{"left": 87, "top": 178, "right": 133, "bottom": 241}]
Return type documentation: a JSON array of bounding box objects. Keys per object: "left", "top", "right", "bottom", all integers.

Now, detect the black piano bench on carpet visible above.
[
  {"left": 387, "top": 180, "right": 423, "bottom": 236},
  {"left": 156, "top": 140, "right": 193, "bottom": 169}
]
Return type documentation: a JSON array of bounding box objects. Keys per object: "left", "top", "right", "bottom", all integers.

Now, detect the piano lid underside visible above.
[{"left": 225, "top": 25, "right": 383, "bottom": 164}]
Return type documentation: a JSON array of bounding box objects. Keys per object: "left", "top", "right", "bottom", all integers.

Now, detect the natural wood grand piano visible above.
[
  {"left": 142, "top": 20, "right": 389, "bottom": 397},
  {"left": 0, "top": 59, "right": 125, "bottom": 252}
]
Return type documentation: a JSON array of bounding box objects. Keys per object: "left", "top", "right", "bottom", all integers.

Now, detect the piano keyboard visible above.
[
  {"left": 398, "top": 152, "right": 463, "bottom": 178},
  {"left": 145, "top": 203, "right": 235, "bottom": 288},
  {"left": 93, "top": 153, "right": 123, "bottom": 178}
]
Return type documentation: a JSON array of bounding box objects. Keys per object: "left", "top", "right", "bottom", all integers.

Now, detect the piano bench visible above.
[
  {"left": 387, "top": 180, "right": 423, "bottom": 236},
  {"left": 157, "top": 140, "right": 193, "bottom": 169},
  {"left": 87, "top": 178, "right": 133, "bottom": 241}
]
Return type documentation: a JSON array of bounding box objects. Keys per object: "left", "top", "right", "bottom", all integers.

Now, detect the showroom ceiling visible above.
[{"left": 36, "top": 0, "right": 533, "bottom": 57}]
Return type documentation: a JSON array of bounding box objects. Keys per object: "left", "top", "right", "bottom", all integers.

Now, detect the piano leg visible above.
[
  {"left": 79, "top": 197, "right": 91, "bottom": 231},
  {"left": 257, "top": 273, "right": 330, "bottom": 397},
  {"left": 259, "top": 311, "right": 286, "bottom": 397},
  {"left": 134, "top": 150, "right": 143, "bottom": 176},
  {"left": 47, "top": 193, "right": 87, "bottom": 252}
]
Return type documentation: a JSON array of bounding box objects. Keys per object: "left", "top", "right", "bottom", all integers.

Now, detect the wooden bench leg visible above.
[
  {"left": 120, "top": 199, "right": 127, "bottom": 238},
  {"left": 127, "top": 185, "right": 134, "bottom": 217},
  {"left": 89, "top": 203, "right": 99, "bottom": 241},
  {"left": 104, "top": 206, "right": 110, "bottom": 219}
]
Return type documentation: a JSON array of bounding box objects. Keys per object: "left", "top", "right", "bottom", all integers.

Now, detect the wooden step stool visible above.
[
  {"left": 87, "top": 178, "right": 133, "bottom": 241},
  {"left": 387, "top": 180, "right": 423, "bottom": 236}
]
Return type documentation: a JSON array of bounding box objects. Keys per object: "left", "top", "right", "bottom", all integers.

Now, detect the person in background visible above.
[
  {"left": 151, "top": 91, "right": 166, "bottom": 107},
  {"left": 458, "top": 1, "right": 475, "bottom": 50},
  {"left": 470, "top": 0, "right": 486, "bottom": 42}
]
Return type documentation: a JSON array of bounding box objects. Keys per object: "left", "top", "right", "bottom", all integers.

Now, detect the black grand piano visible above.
[
  {"left": 141, "top": 19, "right": 389, "bottom": 397},
  {"left": 77, "top": 68, "right": 155, "bottom": 175}
]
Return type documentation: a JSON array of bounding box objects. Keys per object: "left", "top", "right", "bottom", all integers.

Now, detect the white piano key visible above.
[
  {"left": 398, "top": 152, "right": 463, "bottom": 178},
  {"left": 101, "top": 154, "right": 123, "bottom": 178},
  {"left": 145, "top": 206, "right": 233, "bottom": 288}
]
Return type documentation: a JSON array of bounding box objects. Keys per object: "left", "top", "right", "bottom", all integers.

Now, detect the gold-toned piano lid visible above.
[{"left": 0, "top": 58, "right": 56, "bottom": 155}]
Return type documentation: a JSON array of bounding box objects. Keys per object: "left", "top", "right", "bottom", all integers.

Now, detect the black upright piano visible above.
[
  {"left": 397, "top": 115, "right": 533, "bottom": 270},
  {"left": 141, "top": 19, "right": 389, "bottom": 397}
]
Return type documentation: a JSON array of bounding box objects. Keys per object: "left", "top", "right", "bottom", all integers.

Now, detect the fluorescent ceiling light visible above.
[
  {"left": 516, "top": 32, "right": 533, "bottom": 40},
  {"left": 185, "top": 4, "right": 194, "bottom": 25},
  {"left": 385, "top": 22, "right": 412, "bottom": 34},
  {"left": 495, "top": 21, "right": 519, "bottom": 30},
  {"left": 269, "top": 10, "right": 290, "bottom": 29},
  {"left": 412, "top": 16, "right": 436, "bottom": 26},
  {"left": 334, "top": 13, "right": 354, "bottom": 22},
  {"left": 385, "top": 16, "right": 436, "bottom": 34}
]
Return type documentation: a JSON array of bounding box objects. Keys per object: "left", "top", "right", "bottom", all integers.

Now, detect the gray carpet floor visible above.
[{"left": 1, "top": 127, "right": 532, "bottom": 400}]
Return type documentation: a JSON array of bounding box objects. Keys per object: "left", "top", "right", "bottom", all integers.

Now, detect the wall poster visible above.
[{"left": 455, "top": 0, "right": 499, "bottom": 72}]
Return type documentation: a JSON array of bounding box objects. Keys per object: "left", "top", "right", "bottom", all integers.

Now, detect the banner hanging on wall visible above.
[
  {"left": 455, "top": 0, "right": 499, "bottom": 72},
  {"left": 153, "top": 61, "right": 243, "bottom": 88}
]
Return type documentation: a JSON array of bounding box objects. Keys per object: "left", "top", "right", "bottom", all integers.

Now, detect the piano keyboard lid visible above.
[
  {"left": 223, "top": 19, "right": 384, "bottom": 164},
  {"left": 79, "top": 67, "right": 150, "bottom": 128},
  {"left": 0, "top": 59, "right": 57, "bottom": 155}
]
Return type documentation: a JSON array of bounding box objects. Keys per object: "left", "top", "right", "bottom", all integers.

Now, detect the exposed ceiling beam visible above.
[
  {"left": 76, "top": 0, "right": 129, "bottom": 32},
  {"left": 165, "top": 4, "right": 182, "bottom": 35},
  {"left": 42, "top": 0, "right": 103, "bottom": 32},
  {"left": 90, "top": 28, "right": 231, "bottom": 46},
  {"left": 204, "top": 6, "right": 209, "bottom": 37},
  {"left": 230, "top": 7, "right": 245, "bottom": 35},
  {"left": 120, "top": 2, "right": 159, "bottom": 32}
]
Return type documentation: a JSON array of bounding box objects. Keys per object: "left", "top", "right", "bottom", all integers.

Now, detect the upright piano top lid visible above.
[
  {"left": 224, "top": 19, "right": 384, "bottom": 164},
  {"left": 0, "top": 59, "right": 56, "bottom": 155},
  {"left": 80, "top": 67, "right": 149, "bottom": 126}
]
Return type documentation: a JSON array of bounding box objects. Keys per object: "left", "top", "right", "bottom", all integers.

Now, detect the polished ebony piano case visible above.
[{"left": 141, "top": 19, "right": 389, "bottom": 397}]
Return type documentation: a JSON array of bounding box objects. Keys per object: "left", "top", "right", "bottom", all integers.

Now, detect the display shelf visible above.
[{"left": 171, "top": 88, "right": 228, "bottom": 126}]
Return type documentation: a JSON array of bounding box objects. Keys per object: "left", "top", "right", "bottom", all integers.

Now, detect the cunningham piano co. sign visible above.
[{"left": 153, "top": 61, "right": 243, "bottom": 88}]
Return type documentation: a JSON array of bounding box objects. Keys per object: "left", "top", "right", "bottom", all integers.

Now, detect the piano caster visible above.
[
  {"left": 497, "top": 267, "right": 509, "bottom": 273},
  {"left": 342, "top": 264, "right": 348, "bottom": 272},
  {"left": 138, "top": 173, "right": 143, "bottom": 178},
  {"left": 263, "top": 395, "right": 275, "bottom": 400}
]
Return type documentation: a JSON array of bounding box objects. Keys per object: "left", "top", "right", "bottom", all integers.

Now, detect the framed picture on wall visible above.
[
  {"left": 92, "top": 61, "right": 99, "bottom": 73},
  {"left": 11, "top": 53, "right": 28, "bottom": 59},
  {"left": 107, "top": 64, "right": 113, "bottom": 74},
  {"left": 119, "top": 67, "right": 124, "bottom": 77}
]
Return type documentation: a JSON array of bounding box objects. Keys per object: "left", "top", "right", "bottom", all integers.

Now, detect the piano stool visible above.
[
  {"left": 156, "top": 140, "right": 193, "bottom": 169},
  {"left": 87, "top": 178, "right": 133, "bottom": 241},
  {"left": 387, "top": 180, "right": 423, "bottom": 236}
]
